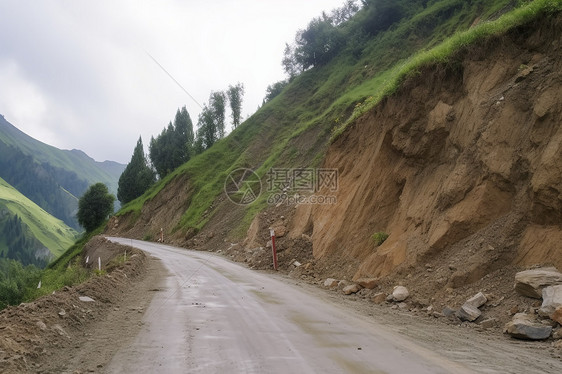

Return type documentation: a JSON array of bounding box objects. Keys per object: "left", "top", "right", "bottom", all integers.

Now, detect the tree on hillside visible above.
[
  {"left": 196, "top": 104, "right": 217, "bottom": 151},
  {"left": 149, "top": 106, "right": 195, "bottom": 179},
  {"left": 264, "top": 80, "right": 289, "bottom": 103},
  {"left": 210, "top": 91, "right": 227, "bottom": 138},
  {"left": 227, "top": 83, "right": 245, "bottom": 129},
  {"left": 173, "top": 106, "right": 195, "bottom": 164},
  {"left": 282, "top": 2, "right": 361, "bottom": 77},
  {"left": 194, "top": 91, "right": 228, "bottom": 151},
  {"left": 117, "top": 136, "right": 155, "bottom": 205},
  {"left": 77, "top": 183, "right": 115, "bottom": 232},
  {"left": 293, "top": 15, "right": 344, "bottom": 70},
  {"left": 360, "top": 0, "right": 405, "bottom": 35}
]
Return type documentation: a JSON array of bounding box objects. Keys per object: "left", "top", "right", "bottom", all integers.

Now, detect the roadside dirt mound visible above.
[{"left": 0, "top": 237, "right": 147, "bottom": 373}]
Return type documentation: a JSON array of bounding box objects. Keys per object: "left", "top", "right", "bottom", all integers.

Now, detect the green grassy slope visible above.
[
  {"left": 0, "top": 115, "right": 124, "bottom": 194},
  {"left": 119, "top": 0, "right": 562, "bottom": 238},
  {"left": 0, "top": 177, "right": 78, "bottom": 257}
]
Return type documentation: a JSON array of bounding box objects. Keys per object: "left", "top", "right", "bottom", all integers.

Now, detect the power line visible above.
[{"left": 145, "top": 50, "right": 203, "bottom": 109}]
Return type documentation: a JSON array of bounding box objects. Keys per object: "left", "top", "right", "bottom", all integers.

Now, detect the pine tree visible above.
[
  {"left": 149, "top": 107, "right": 195, "bottom": 179},
  {"left": 118, "top": 137, "right": 156, "bottom": 204}
]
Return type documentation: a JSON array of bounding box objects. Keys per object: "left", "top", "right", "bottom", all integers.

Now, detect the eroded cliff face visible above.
[{"left": 291, "top": 16, "right": 562, "bottom": 285}]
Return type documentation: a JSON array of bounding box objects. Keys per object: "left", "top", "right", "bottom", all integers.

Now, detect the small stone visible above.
[
  {"left": 551, "top": 307, "right": 562, "bottom": 325},
  {"left": 509, "top": 306, "right": 520, "bottom": 315},
  {"left": 456, "top": 304, "right": 482, "bottom": 322},
  {"left": 58, "top": 310, "right": 66, "bottom": 317},
  {"left": 343, "top": 284, "right": 362, "bottom": 295},
  {"left": 337, "top": 280, "right": 350, "bottom": 289},
  {"left": 392, "top": 286, "right": 409, "bottom": 302},
  {"left": 504, "top": 313, "right": 552, "bottom": 340},
  {"left": 553, "top": 328, "right": 562, "bottom": 340},
  {"left": 356, "top": 278, "right": 378, "bottom": 289},
  {"left": 465, "top": 292, "right": 487, "bottom": 309},
  {"left": 323, "top": 278, "right": 338, "bottom": 288},
  {"left": 79, "top": 296, "right": 95, "bottom": 303},
  {"left": 479, "top": 318, "right": 498, "bottom": 329},
  {"left": 371, "top": 292, "right": 387, "bottom": 304},
  {"left": 433, "top": 311, "right": 444, "bottom": 318}
]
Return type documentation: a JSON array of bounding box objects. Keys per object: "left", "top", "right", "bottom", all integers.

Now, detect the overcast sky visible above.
[{"left": 0, "top": 0, "right": 347, "bottom": 164}]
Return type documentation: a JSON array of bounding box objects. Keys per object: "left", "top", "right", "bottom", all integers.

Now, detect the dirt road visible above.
[{"left": 102, "top": 238, "right": 561, "bottom": 374}]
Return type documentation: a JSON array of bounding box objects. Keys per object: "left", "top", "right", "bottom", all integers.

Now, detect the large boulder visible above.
[
  {"left": 539, "top": 285, "right": 562, "bottom": 317},
  {"left": 504, "top": 313, "right": 552, "bottom": 340},
  {"left": 514, "top": 267, "right": 562, "bottom": 299}
]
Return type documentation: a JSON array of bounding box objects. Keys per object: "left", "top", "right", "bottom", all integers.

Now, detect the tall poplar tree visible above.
[{"left": 227, "top": 83, "right": 244, "bottom": 129}]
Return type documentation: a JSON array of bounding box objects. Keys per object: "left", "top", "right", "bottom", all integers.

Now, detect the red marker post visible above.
[{"left": 270, "top": 228, "right": 278, "bottom": 271}]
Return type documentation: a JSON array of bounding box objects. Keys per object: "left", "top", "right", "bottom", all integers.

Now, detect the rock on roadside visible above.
[
  {"left": 457, "top": 304, "right": 482, "bottom": 322},
  {"left": 324, "top": 278, "right": 338, "bottom": 288},
  {"left": 465, "top": 292, "right": 487, "bottom": 308},
  {"left": 552, "top": 307, "right": 562, "bottom": 325},
  {"left": 504, "top": 313, "right": 552, "bottom": 340},
  {"left": 356, "top": 278, "right": 378, "bottom": 289},
  {"left": 392, "top": 286, "right": 409, "bottom": 302},
  {"left": 514, "top": 267, "right": 562, "bottom": 299},
  {"left": 343, "top": 284, "right": 363, "bottom": 295},
  {"left": 456, "top": 292, "right": 487, "bottom": 322},
  {"left": 539, "top": 285, "right": 562, "bottom": 317}
]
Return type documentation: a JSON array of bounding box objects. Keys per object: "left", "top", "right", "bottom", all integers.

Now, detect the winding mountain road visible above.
[{"left": 103, "top": 237, "right": 475, "bottom": 374}]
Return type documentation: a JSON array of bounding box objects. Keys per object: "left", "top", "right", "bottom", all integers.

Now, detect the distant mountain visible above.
[
  {"left": 0, "top": 177, "right": 78, "bottom": 266},
  {"left": 0, "top": 114, "right": 125, "bottom": 229}
]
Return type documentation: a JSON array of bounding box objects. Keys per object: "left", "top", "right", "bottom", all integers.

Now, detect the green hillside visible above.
[
  {"left": 118, "top": 0, "right": 560, "bottom": 238},
  {"left": 0, "top": 115, "right": 124, "bottom": 229},
  {"left": 0, "top": 115, "right": 124, "bottom": 195},
  {"left": 0, "top": 177, "right": 78, "bottom": 260}
]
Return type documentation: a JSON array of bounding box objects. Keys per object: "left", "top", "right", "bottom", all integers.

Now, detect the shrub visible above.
[{"left": 372, "top": 232, "right": 389, "bottom": 246}]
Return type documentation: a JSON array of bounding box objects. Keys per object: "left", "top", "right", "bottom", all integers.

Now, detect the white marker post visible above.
[
  {"left": 270, "top": 228, "right": 278, "bottom": 271},
  {"left": 160, "top": 227, "right": 164, "bottom": 243},
  {"left": 98, "top": 257, "right": 101, "bottom": 271}
]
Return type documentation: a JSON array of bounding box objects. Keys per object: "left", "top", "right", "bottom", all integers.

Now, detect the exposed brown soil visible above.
[{"left": 0, "top": 237, "right": 164, "bottom": 374}]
